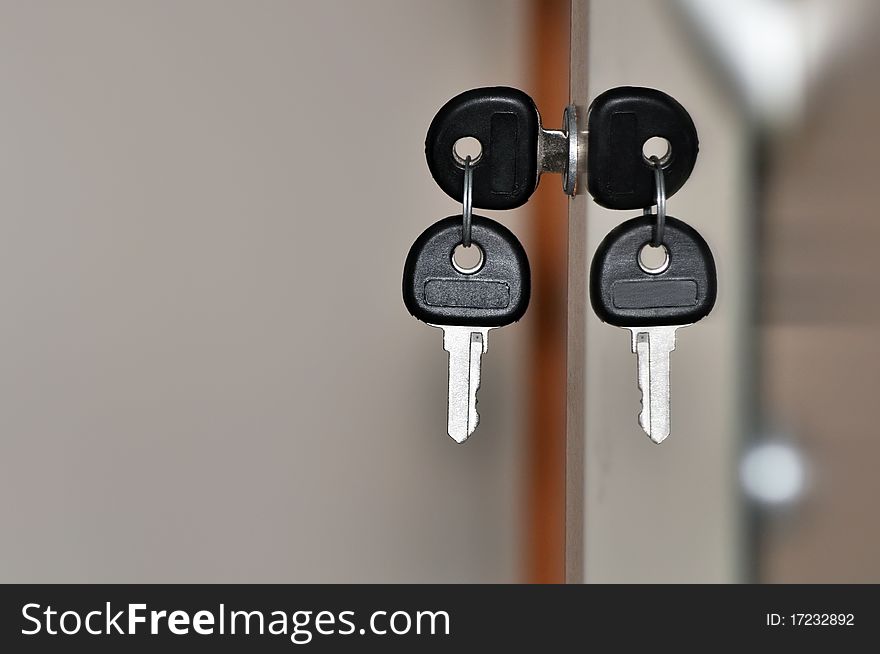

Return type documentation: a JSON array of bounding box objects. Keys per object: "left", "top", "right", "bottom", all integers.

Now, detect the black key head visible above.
[
  {"left": 590, "top": 215, "right": 716, "bottom": 327},
  {"left": 587, "top": 86, "right": 699, "bottom": 210},
  {"left": 425, "top": 87, "right": 540, "bottom": 211},
  {"left": 403, "top": 215, "right": 530, "bottom": 327}
]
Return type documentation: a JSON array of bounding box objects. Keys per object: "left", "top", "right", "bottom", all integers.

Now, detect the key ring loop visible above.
[
  {"left": 461, "top": 156, "right": 473, "bottom": 248},
  {"left": 644, "top": 155, "right": 666, "bottom": 246}
]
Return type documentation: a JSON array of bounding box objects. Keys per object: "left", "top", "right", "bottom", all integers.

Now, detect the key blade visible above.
[
  {"left": 437, "top": 325, "right": 491, "bottom": 443},
  {"left": 628, "top": 325, "right": 682, "bottom": 444}
]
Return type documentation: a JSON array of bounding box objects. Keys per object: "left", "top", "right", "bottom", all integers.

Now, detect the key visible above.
[
  {"left": 590, "top": 214, "right": 716, "bottom": 443},
  {"left": 403, "top": 215, "right": 530, "bottom": 442}
]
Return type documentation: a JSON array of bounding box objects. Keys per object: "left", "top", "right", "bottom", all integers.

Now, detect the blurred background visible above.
[{"left": 0, "top": 0, "right": 877, "bottom": 583}]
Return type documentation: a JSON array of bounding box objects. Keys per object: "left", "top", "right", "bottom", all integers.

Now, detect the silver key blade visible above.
[
  {"left": 433, "top": 325, "right": 492, "bottom": 443},
  {"left": 626, "top": 325, "right": 685, "bottom": 444}
]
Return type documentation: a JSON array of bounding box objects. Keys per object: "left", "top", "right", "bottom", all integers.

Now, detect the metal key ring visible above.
[
  {"left": 461, "top": 156, "right": 473, "bottom": 248},
  {"left": 645, "top": 155, "right": 666, "bottom": 246}
]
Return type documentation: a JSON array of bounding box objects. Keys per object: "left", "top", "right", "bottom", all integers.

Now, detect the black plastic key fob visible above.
[
  {"left": 425, "top": 87, "right": 540, "bottom": 211},
  {"left": 403, "top": 215, "right": 530, "bottom": 327},
  {"left": 590, "top": 215, "right": 716, "bottom": 327},
  {"left": 588, "top": 87, "right": 699, "bottom": 210}
]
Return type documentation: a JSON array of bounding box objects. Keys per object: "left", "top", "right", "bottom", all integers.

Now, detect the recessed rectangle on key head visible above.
[
  {"left": 607, "top": 111, "right": 638, "bottom": 198},
  {"left": 490, "top": 112, "right": 518, "bottom": 194},
  {"left": 425, "top": 279, "right": 511, "bottom": 310},
  {"left": 611, "top": 279, "right": 697, "bottom": 310}
]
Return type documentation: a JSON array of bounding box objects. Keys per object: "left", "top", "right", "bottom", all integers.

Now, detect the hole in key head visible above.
[
  {"left": 638, "top": 243, "right": 670, "bottom": 274},
  {"left": 451, "top": 243, "right": 484, "bottom": 274},
  {"left": 453, "top": 136, "right": 483, "bottom": 166},
  {"left": 642, "top": 136, "right": 671, "bottom": 166}
]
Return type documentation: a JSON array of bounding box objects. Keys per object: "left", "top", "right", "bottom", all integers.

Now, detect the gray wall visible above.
[{"left": 0, "top": 0, "right": 532, "bottom": 582}]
